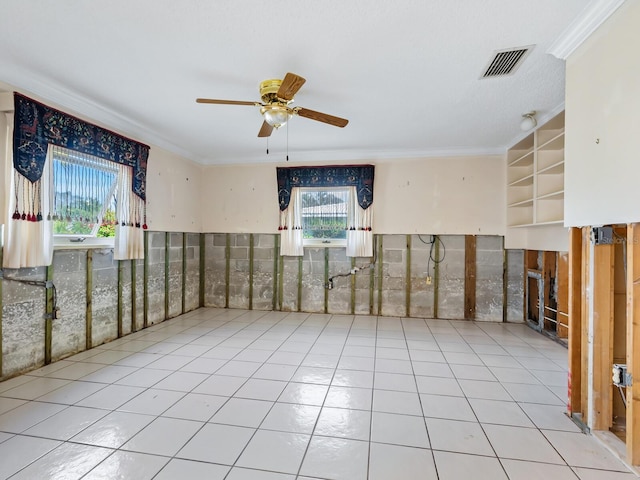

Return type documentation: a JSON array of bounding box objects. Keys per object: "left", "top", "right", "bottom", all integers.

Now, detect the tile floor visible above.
[{"left": 0, "top": 308, "right": 637, "bottom": 479}]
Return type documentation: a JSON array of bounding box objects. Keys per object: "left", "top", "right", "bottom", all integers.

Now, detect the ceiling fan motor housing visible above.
[{"left": 260, "top": 79, "right": 290, "bottom": 104}]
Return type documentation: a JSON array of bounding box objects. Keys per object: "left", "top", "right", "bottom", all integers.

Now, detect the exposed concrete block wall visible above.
[
  {"left": 476, "top": 236, "right": 506, "bottom": 322},
  {"left": 147, "top": 232, "right": 168, "bottom": 325},
  {"left": 1, "top": 230, "right": 200, "bottom": 380},
  {"left": 253, "top": 234, "right": 276, "bottom": 311},
  {"left": 1, "top": 267, "right": 47, "bottom": 376},
  {"left": 506, "top": 249, "right": 525, "bottom": 322},
  {"left": 88, "top": 249, "right": 118, "bottom": 346},
  {"left": 184, "top": 233, "right": 201, "bottom": 313},
  {"left": 325, "top": 248, "right": 353, "bottom": 315},
  {"left": 437, "top": 235, "right": 466, "bottom": 319},
  {"left": 52, "top": 250, "right": 87, "bottom": 360},
  {"left": 228, "top": 233, "right": 251, "bottom": 310},
  {"left": 201, "top": 233, "right": 520, "bottom": 323},
  {"left": 204, "top": 233, "right": 227, "bottom": 307},
  {"left": 133, "top": 258, "right": 145, "bottom": 332},
  {"left": 409, "top": 235, "right": 436, "bottom": 319},
  {"left": 377, "top": 234, "right": 408, "bottom": 318},
  {"left": 281, "top": 255, "right": 300, "bottom": 312}
]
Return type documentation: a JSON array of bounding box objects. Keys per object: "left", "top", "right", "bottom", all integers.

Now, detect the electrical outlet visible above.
[{"left": 426, "top": 276, "right": 432, "bottom": 285}]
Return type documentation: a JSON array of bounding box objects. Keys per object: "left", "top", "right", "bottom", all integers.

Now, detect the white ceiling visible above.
[{"left": 0, "top": 0, "right": 595, "bottom": 165}]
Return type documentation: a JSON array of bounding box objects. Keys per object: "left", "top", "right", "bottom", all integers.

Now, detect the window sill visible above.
[
  {"left": 303, "top": 240, "right": 347, "bottom": 248},
  {"left": 54, "top": 237, "right": 114, "bottom": 250}
]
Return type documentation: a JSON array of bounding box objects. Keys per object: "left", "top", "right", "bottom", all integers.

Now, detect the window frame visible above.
[
  {"left": 51, "top": 147, "right": 118, "bottom": 248},
  {"left": 299, "top": 186, "right": 349, "bottom": 248}
]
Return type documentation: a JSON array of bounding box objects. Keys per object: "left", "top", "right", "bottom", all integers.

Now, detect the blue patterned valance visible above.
[
  {"left": 276, "top": 164, "right": 375, "bottom": 211},
  {"left": 13, "top": 93, "right": 149, "bottom": 200}
]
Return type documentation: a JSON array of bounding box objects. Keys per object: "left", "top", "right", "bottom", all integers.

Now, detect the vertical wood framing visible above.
[
  {"left": 86, "top": 250, "right": 93, "bottom": 349},
  {"left": 117, "top": 260, "right": 124, "bottom": 338},
  {"left": 351, "top": 257, "right": 356, "bottom": 315},
  {"left": 542, "top": 251, "right": 557, "bottom": 333},
  {"left": 557, "top": 252, "right": 570, "bottom": 338},
  {"left": 225, "top": 234, "right": 230, "bottom": 309},
  {"left": 199, "top": 234, "right": 205, "bottom": 308},
  {"left": 406, "top": 235, "right": 411, "bottom": 318},
  {"left": 131, "top": 260, "right": 137, "bottom": 333},
  {"left": 324, "top": 248, "right": 329, "bottom": 314},
  {"left": 45, "top": 265, "right": 53, "bottom": 365},
  {"left": 568, "top": 227, "right": 583, "bottom": 415},
  {"left": 377, "top": 235, "right": 383, "bottom": 315},
  {"left": 581, "top": 228, "right": 591, "bottom": 423},
  {"left": 464, "top": 235, "right": 477, "bottom": 320},
  {"left": 249, "top": 234, "right": 254, "bottom": 310},
  {"left": 297, "top": 256, "right": 302, "bottom": 312},
  {"left": 278, "top": 250, "right": 284, "bottom": 311},
  {"left": 433, "top": 236, "right": 440, "bottom": 319},
  {"left": 143, "top": 231, "right": 149, "bottom": 328},
  {"left": 273, "top": 235, "right": 279, "bottom": 311},
  {"left": 182, "top": 233, "right": 187, "bottom": 314},
  {"left": 502, "top": 242, "right": 508, "bottom": 322},
  {"left": 591, "top": 237, "right": 614, "bottom": 431},
  {"left": 369, "top": 236, "right": 376, "bottom": 315},
  {"left": 627, "top": 223, "right": 640, "bottom": 463},
  {"left": 165, "top": 232, "right": 170, "bottom": 319}
]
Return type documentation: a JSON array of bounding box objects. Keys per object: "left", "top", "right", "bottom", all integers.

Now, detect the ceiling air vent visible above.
[{"left": 481, "top": 46, "right": 533, "bottom": 78}]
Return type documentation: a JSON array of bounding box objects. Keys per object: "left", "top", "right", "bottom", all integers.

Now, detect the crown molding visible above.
[{"left": 547, "top": 0, "right": 626, "bottom": 60}]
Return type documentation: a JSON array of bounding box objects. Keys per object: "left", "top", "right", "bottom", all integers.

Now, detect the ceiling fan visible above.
[{"left": 196, "top": 72, "right": 349, "bottom": 137}]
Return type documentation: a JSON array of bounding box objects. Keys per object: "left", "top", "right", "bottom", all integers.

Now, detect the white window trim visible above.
[{"left": 303, "top": 238, "right": 347, "bottom": 248}]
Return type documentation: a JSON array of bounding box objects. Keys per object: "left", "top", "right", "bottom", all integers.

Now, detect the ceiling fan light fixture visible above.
[
  {"left": 262, "top": 105, "right": 291, "bottom": 129},
  {"left": 520, "top": 111, "right": 537, "bottom": 131}
]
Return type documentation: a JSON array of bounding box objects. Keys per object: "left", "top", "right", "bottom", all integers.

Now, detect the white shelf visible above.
[
  {"left": 508, "top": 198, "right": 534, "bottom": 207},
  {"left": 508, "top": 150, "right": 534, "bottom": 167},
  {"left": 508, "top": 174, "right": 534, "bottom": 187},
  {"left": 538, "top": 161, "right": 564, "bottom": 175},
  {"left": 537, "top": 190, "right": 564, "bottom": 201},
  {"left": 506, "top": 111, "right": 565, "bottom": 228}
]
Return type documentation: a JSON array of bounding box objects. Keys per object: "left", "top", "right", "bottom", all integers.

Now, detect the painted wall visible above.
[
  {"left": 564, "top": 0, "right": 640, "bottom": 227},
  {"left": 145, "top": 149, "right": 203, "bottom": 233},
  {"left": 200, "top": 155, "right": 506, "bottom": 235}
]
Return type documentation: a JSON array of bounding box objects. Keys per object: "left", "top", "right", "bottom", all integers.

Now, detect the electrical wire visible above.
[
  {"left": 618, "top": 385, "right": 627, "bottom": 408},
  {"left": 613, "top": 230, "right": 627, "bottom": 280},
  {"left": 327, "top": 235, "right": 379, "bottom": 288},
  {"left": 418, "top": 234, "right": 446, "bottom": 275}
]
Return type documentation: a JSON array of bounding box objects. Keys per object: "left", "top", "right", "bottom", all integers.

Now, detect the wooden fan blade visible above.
[
  {"left": 196, "top": 98, "right": 256, "bottom": 106},
  {"left": 296, "top": 108, "right": 349, "bottom": 128},
  {"left": 258, "top": 121, "right": 273, "bottom": 137},
  {"left": 277, "top": 73, "right": 306, "bottom": 101}
]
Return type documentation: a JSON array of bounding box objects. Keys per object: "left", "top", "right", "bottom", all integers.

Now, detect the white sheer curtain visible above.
[
  {"left": 279, "top": 187, "right": 304, "bottom": 256},
  {"left": 114, "top": 164, "right": 144, "bottom": 260},
  {"left": 3, "top": 114, "right": 54, "bottom": 268},
  {"left": 346, "top": 186, "right": 373, "bottom": 257}
]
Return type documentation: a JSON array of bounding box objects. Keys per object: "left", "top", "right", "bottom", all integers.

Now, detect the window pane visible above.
[
  {"left": 51, "top": 146, "right": 118, "bottom": 237},
  {"left": 301, "top": 188, "right": 348, "bottom": 240}
]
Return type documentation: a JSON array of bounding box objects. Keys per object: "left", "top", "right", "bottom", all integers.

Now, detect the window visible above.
[
  {"left": 300, "top": 187, "right": 348, "bottom": 246},
  {"left": 51, "top": 146, "right": 118, "bottom": 244}
]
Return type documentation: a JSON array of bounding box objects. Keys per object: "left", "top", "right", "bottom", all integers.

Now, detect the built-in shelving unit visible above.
[{"left": 507, "top": 111, "right": 564, "bottom": 227}]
